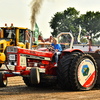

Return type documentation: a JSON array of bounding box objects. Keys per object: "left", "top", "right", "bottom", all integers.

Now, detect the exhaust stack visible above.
[{"left": 29, "top": 31, "right": 33, "bottom": 50}]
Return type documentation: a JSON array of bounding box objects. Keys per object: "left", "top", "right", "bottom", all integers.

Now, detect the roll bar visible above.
[{"left": 57, "top": 32, "right": 74, "bottom": 49}]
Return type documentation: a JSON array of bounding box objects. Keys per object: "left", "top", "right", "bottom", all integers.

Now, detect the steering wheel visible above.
[{"left": 47, "top": 47, "right": 55, "bottom": 53}]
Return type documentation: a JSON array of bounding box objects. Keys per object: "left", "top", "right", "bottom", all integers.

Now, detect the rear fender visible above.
[{"left": 60, "top": 49, "right": 83, "bottom": 59}]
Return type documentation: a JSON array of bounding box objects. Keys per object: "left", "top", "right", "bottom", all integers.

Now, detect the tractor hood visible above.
[{"left": 7, "top": 46, "right": 53, "bottom": 60}]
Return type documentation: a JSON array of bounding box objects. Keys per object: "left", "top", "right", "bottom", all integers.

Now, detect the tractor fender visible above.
[
  {"left": 63, "top": 49, "right": 83, "bottom": 53},
  {"left": 60, "top": 49, "right": 83, "bottom": 58}
]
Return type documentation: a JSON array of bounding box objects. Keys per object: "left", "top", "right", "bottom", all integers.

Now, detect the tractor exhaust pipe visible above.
[{"left": 29, "top": 31, "right": 33, "bottom": 50}]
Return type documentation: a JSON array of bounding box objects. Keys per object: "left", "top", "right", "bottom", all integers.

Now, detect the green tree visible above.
[
  {"left": 49, "top": 7, "right": 80, "bottom": 40},
  {"left": 78, "top": 11, "right": 100, "bottom": 39},
  {"left": 50, "top": 7, "right": 100, "bottom": 44},
  {"left": 80, "top": 38, "right": 88, "bottom": 44}
]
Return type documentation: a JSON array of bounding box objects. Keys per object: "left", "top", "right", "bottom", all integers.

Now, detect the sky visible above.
[{"left": 0, "top": 0, "right": 100, "bottom": 38}]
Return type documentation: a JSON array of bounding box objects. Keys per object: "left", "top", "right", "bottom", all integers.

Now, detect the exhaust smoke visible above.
[{"left": 30, "top": 0, "right": 44, "bottom": 31}]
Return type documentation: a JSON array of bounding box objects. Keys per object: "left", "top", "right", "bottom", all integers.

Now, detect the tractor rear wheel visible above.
[
  {"left": 69, "top": 53, "right": 98, "bottom": 90},
  {"left": 57, "top": 52, "right": 81, "bottom": 90},
  {"left": 57, "top": 53, "right": 97, "bottom": 91},
  {"left": 0, "top": 73, "right": 7, "bottom": 87}
]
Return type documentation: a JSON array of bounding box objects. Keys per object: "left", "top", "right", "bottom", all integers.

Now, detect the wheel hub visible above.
[{"left": 78, "top": 59, "right": 95, "bottom": 88}]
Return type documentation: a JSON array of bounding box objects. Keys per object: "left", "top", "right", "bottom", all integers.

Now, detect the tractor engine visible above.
[{"left": 6, "top": 46, "right": 56, "bottom": 76}]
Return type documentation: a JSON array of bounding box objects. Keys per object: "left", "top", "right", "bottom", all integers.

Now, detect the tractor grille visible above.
[{"left": 0, "top": 44, "right": 3, "bottom": 53}]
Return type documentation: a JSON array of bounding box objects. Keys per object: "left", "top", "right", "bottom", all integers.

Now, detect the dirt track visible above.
[{"left": 0, "top": 77, "right": 100, "bottom": 100}]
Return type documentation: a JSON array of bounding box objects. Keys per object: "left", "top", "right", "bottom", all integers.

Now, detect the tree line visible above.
[{"left": 49, "top": 7, "right": 100, "bottom": 44}]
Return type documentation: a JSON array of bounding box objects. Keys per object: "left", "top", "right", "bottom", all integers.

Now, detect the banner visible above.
[{"left": 35, "top": 22, "right": 39, "bottom": 45}]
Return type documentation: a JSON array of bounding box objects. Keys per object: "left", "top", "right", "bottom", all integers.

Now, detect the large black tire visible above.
[
  {"left": 30, "top": 67, "right": 40, "bottom": 84},
  {"left": 69, "top": 53, "right": 98, "bottom": 90},
  {"left": 57, "top": 53, "right": 97, "bottom": 91},
  {"left": 23, "top": 67, "right": 40, "bottom": 87},
  {"left": 0, "top": 73, "right": 7, "bottom": 87},
  {"left": 57, "top": 52, "right": 81, "bottom": 90}
]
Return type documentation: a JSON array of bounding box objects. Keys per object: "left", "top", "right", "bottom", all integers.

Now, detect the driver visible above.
[
  {"left": 51, "top": 38, "right": 62, "bottom": 66},
  {"left": 7, "top": 31, "right": 12, "bottom": 38},
  {"left": 7, "top": 30, "right": 15, "bottom": 38}
]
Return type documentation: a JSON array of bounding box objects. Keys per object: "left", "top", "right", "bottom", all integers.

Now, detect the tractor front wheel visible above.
[{"left": 30, "top": 67, "right": 40, "bottom": 85}]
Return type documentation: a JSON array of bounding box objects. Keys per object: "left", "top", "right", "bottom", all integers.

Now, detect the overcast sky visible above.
[{"left": 0, "top": 0, "right": 100, "bottom": 38}]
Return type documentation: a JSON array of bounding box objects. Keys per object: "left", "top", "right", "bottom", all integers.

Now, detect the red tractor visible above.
[{"left": 0, "top": 32, "right": 99, "bottom": 91}]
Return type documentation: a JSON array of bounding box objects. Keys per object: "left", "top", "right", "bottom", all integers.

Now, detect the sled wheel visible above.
[
  {"left": 23, "top": 77, "right": 33, "bottom": 87},
  {"left": 0, "top": 73, "right": 7, "bottom": 87},
  {"left": 57, "top": 52, "right": 81, "bottom": 90},
  {"left": 69, "top": 53, "right": 98, "bottom": 90},
  {"left": 30, "top": 67, "right": 40, "bottom": 84}
]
